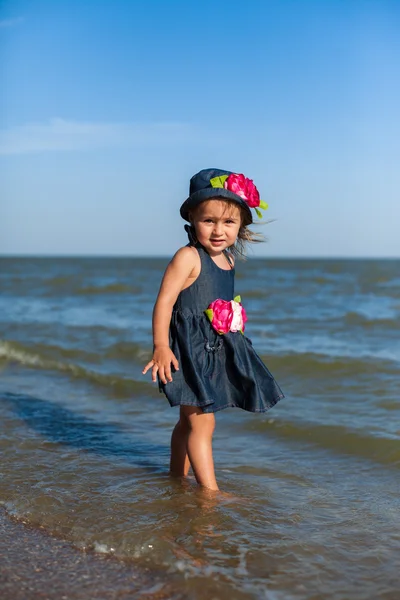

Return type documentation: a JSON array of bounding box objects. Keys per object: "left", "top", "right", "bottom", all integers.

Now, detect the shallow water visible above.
[{"left": 0, "top": 257, "right": 399, "bottom": 599}]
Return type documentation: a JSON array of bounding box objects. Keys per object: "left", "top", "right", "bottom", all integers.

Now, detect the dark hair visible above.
[{"left": 187, "top": 198, "right": 265, "bottom": 259}]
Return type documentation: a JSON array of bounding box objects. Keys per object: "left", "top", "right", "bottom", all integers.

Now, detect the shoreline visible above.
[{"left": 0, "top": 509, "right": 180, "bottom": 600}]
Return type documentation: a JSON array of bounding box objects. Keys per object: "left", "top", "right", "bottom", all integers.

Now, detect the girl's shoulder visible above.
[
  {"left": 169, "top": 245, "right": 201, "bottom": 275},
  {"left": 172, "top": 244, "right": 200, "bottom": 262}
]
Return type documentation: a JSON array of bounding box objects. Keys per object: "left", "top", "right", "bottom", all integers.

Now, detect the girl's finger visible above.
[
  {"left": 172, "top": 356, "right": 179, "bottom": 371},
  {"left": 158, "top": 365, "right": 167, "bottom": 385},
  {"left": 142, "top": 360, "right": 154, "bottom": 374},
  {"left": 164, "top": 366, "right": 172, "bottom": 382},
  {"left": 151, "top": 363, "right": 159, "bottom": 383}
]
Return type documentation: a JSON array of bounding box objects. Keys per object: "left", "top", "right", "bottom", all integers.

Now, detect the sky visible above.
[{"left": 1, "top": 0, "right": 399, "bottom": 257}]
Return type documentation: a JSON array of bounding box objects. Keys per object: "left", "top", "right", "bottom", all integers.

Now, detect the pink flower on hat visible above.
[
  {"left": 205, "top": 296, "right": 247, "bottom": 335},
  {"left": 224, "top": 173, "right": 260, "bottom": 208},
  {"left": 209, "top": 171, "right": 268, "bottom": 218}
]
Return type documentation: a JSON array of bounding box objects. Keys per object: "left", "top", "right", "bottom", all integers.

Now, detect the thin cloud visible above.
[
  {"left": 0, "top": 17, "right": 24, "bottom": 28},
  {"left": 0, "top": 118, "right": 202, "bottom": 155}
]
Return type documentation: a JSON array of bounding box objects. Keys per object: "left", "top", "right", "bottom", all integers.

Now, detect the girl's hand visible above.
[{"left": 142, "top": 346, "right": 179, "bottom": 384}]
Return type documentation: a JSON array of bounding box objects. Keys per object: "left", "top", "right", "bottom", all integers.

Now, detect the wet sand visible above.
[{"left": 0, "top": 510, "right": 182, "bottom": 600}]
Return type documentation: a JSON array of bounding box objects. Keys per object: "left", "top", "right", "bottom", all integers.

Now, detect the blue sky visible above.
[{"left": 1, "top": 0, "right": 399, "bottom": 257}]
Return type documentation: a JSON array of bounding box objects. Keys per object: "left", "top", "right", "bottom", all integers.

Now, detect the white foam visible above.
[{"left": 93, "top": 541, "right": 115, "bottom": 554}]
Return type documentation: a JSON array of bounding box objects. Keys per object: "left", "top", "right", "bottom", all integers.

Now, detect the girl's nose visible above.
[{"left": 213, "top": 222, "right": 223, "bottom": 236}]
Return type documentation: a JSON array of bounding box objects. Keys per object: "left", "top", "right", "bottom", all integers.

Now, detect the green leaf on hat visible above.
[
  {"left": 204, "top": 308, "right": 214, "bottom": 321},
  {"left": 259, "top": 200, "right": 269, "bottom": 210},
  {"left": 210, "top": 175, "right": 228, "bottom": 188},
  {"left": 233, "top": 295, "right": 241, "bottom": 303},
  {"left": 255, "top": 207, "right": 263, "bottom": 219}
]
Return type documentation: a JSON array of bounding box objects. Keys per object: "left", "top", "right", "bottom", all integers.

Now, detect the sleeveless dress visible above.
[{"left": 159, "top": 244, "right": 284, "bottom": 413}]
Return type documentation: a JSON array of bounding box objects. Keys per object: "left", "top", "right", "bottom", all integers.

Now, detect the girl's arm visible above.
[{"left": 142, "top": 246, "right": 197, "bottom": 384}]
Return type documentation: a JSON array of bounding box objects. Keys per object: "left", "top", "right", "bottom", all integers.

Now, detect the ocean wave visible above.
[
  {"left": 43, "top": 283, "right": 142, "bottom": 296},
  {"left": 239, "top": 289, "right": 268, "bottom": 299},
  {"left": 343, "top": 312, "right": 400, "bottom": 329},
  {"left": 0, "top": 340, "right": 157, "bottom": 398},
  {"left": 0, "top": 339, "right": 100, "bottom": 363},
  {"left": 44, "top": 275, "right": 73, "bottom": 286},
  {"left": 105, "top": 341, "right": 150, "bottom": 362},
  {"left": 246, "top": 419, "right": 400, "bottom": 467},
  {"left": 75, "top": 283, "right": 142, "bottom": 296},
  {"left": 261, "top": 351, "right": 400, "bottom": 378}
]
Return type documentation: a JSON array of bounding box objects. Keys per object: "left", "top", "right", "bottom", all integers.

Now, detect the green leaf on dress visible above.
[
  {"left": 204, "top": 309, "right": 214, "bottom": 321},
  {"left": 210, "top": 175, "right": 228, "bottom": 188},
  {"left": 233, "top": 295, "right": 241, "bottom": 303}
]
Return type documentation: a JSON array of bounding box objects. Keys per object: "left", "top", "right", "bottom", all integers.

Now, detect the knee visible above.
[{"left": 182, "top": 407, "right": 215, "bottom": 437}]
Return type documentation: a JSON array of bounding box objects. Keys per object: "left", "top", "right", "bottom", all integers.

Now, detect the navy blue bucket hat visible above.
[{"left": 180, "top": 168, "right": 268, "bottom": 225}]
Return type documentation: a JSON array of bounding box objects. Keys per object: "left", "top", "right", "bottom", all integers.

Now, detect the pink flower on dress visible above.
[
  {"left": 205, "top": 296, "right": 247, "bottom": 334},
  {"left": 208, "top": 299, "right": 233, "bottom": 334},
  {"left": 224, "top": 173, "right": 260, "bottom": 208},
  {"left": 230, "top": 299, "right": 247, "bottom": 333}
]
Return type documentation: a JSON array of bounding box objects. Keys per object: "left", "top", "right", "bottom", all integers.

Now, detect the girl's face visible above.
[{"left": 191, "top": 200, "right": 242, "bottom": 255}]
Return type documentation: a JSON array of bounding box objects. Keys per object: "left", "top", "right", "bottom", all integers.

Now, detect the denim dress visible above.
[{"left": 159, "top": 244, "right": 284, "bottom": 413}]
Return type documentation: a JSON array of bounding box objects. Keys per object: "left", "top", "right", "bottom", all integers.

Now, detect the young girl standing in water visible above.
[{"left": 143, "top": 168, "right": 284, "bottom": 491}]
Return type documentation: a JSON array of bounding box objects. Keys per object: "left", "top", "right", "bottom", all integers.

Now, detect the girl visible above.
[{"left": 143, "top": 168, "right": 284, "bottom": 491}]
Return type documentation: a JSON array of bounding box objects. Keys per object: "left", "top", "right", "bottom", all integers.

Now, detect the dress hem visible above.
[{"left": 166, "top": 393, "right": 285, "bottom": 414}]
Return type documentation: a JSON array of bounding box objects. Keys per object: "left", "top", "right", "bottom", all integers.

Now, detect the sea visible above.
[{"left": 0, "top": 256, "right": 399, "bottom": 599}]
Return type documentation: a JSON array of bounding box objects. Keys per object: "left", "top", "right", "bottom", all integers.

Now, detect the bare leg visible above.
[
  {"left": 182, "top": 406, "right": 218, "bottom": 491},
  {"left": 170, "top": 407, "right": 191, "bottom": 477}
]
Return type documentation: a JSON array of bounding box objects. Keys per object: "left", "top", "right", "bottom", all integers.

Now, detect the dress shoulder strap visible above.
[{"left": 223, "top": 249, "right": 234, "bottom": 269}]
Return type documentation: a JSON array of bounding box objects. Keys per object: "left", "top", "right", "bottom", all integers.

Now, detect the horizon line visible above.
[{"left": 0, "top": 254, "right": 399, "bottom": 261}]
